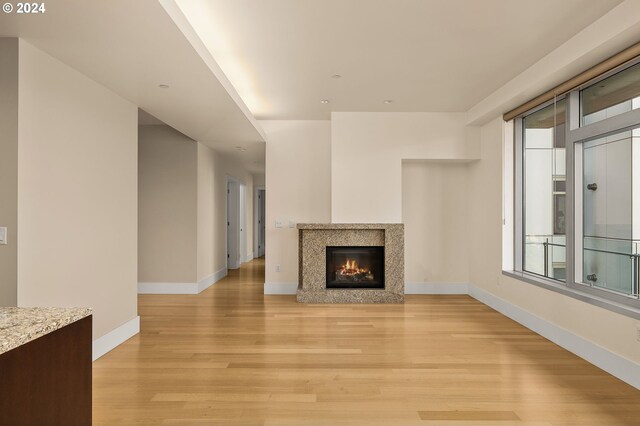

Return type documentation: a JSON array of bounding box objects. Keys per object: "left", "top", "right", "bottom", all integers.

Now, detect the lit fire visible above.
[{"left": 339, "top": 258, "right": 368, "bottom": 276}]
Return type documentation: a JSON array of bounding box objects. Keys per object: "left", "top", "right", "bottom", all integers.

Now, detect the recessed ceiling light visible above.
[
  {"left": 320, "top": 99, "right": 330, "bottom": 104},
  {"left": 331, "top": 74, "right": 342, "bottom": 79},
  {"left": 158, "top": 84, "right": 170, "bottom": 89},
  {"left": 383, "top": 100, "right": 393, "bottom": 104}
]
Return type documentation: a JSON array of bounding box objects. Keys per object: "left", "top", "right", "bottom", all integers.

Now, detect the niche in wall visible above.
[{"left": 401, "top": 160, "right": 471, "bottom": 284}]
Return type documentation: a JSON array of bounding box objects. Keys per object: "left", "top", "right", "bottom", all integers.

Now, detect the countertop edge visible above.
[{"left": 0, "top": 307, "right": 92, "bottom": 355}]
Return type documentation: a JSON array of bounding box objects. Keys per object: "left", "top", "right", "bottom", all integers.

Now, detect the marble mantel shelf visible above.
[
  {"left": 297, "top": 223, "right": 404, "bottom": 303},
  {"left": 297, "top": 223, "right": 400, "bottom": 230}
]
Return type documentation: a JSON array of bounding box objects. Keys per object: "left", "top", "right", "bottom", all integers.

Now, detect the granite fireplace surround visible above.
[{"left": 297, "top": 223, "right": 404, "bottom": 303}]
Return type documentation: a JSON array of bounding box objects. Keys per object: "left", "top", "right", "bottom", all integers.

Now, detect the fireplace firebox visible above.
[{"left": 326, "top": 246, "right": 385, "bottom": 289}]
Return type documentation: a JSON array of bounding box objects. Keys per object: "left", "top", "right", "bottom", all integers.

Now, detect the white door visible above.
[
  {"left": 227, "top": 180, "right": 240, "bottom": 270},
  {"left": 258, "top": 190, "right": 266, "bottom": 257},
  {"left": 239, "top": 184, "right": 246, "bottom": 264}
]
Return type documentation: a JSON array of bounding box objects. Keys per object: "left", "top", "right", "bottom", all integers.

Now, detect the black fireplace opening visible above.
[{"left": 326, "top": 246, "right": 385, "bottom": 289}]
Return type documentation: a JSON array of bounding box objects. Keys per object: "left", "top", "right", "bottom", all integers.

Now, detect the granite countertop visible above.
[{"left": 0, "top": 307, "right": 92, "bottom": 355}]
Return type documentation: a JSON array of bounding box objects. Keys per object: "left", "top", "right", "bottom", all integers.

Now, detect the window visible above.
[
  {"left": 581, "top": 61, "right": 640, "bottom": 125},
  {"left": 513, "top": 58, "right": 640, "bottom": 310},
  {"left": 521, "top": 98, "right": 566, "bottom": 281}
]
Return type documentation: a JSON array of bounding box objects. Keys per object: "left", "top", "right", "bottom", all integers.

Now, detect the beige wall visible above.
[
  {"left": 402, "top": 161, "right": 470, "bottom": 284},
  {"left": 331, "top": 112, "right": 480, "bottom": 223},
  {"left": 0, "top": 39, "right": 18, "bottom": 306},
  {"left": 468, "top": 117, "right": 640, "bottom": 365},
  {"left": 138, "top": 125, "right": 197, "bottom": 283},
  {"left": 137, "top": 133, "right": 254, "bottom": 286},
  {"left": 261, "top": 120, "right": 331, "bottom": 285},
  {"left": 253, "top": 173, "right": 265, "bottom": 187},
  {"left": 197, "top": 144, "right": 255, "bottom": 281},
  {"left": 16, "top": 40, "right": 138, "bottom": 339},
  {"left": 197, "top": 144, "right": 217, "bottom": 281}
]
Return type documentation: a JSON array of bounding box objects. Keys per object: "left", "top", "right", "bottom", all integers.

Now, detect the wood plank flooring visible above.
[{"left": 93, "top": 258, "right": 640, "bottom": 425}]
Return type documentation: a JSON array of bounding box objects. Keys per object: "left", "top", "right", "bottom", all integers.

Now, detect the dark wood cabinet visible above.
[{"left": 0, "top": 315, "right": 92, "bottom": 426}]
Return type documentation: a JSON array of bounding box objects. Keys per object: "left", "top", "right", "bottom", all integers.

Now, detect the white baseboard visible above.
[
  {"left": 139, "top": 267, "right": 228, "bottom": 295},
  {"left": 92, "top": 316, "right": 140, "bottom": 361},
  {"left": 197, "top": 267, "right": 228, "bottom": 293},
  {"left": 468, "top": 285, "right": 640, "bottom": 390},
  {"left": 138, "top": 281, "right": 198, "bottom": 294},
  {"left": 241, "top": 252, "right": 254, "bottom": 264},
  {"left": 264, "top": 282, "right": 298, "bottom": 295},
  {"left": 405, "top": 282, "right": 469, "bottom": 294}
]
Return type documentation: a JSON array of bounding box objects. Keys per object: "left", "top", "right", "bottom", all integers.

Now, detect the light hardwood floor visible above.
[{"left": 94, "top": 258, "right": 640, "bottom": 425}]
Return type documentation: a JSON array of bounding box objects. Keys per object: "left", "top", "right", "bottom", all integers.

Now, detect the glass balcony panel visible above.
[
  {"left": 581, "top": 128, "right": 638, "bottom": 296},
  {"left": 523, "top": 99, "right": 566, "bottom": 281}
]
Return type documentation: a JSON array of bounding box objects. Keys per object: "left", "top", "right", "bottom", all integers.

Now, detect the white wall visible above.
[
  {"left": 197, "top": 144, "right": 254, "bottom": 282},
  {"left": 261, "top": 120, "right": 331, "bottom": 286},
  {"left": 402, "top": 161, "right": 469, "bottom": 284},
  {"left": 331, "top": 112, "right": 480, "bottom": 223},
  {"left": 0, "top": 38, "right": 18, "bottom": 306},
  {"left": 16, "top": 40, "right": 138, "bottom": 340},
  {"left": 138, "top": 125, "right": 197, "bottom": 284}
]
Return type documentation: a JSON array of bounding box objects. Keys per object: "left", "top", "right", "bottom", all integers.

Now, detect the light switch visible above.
[
  {"left": 275, "top": 220, "right": 283, "bottom": 228},
  {"left": 0, "top": 227, "right": 7, "bottom": 245}
]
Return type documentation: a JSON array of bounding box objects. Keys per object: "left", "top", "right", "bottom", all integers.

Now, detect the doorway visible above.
[
  {"left": 227, "top": 177, "right": 247, "bottom": 270},
  {"left": 254, "top": 186, "right": 266, "bottom": 258}
]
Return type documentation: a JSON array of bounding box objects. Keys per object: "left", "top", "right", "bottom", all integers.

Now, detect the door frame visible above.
[{"left": 254, "top": 185, "right": 265, "bottom": 257}]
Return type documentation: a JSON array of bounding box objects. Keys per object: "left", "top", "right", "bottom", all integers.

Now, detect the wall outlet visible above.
[
  {"left": 275, "top": 264, "right": 281, "bottom": 272},
  {"left": 288, "top": 220, "right": 296, "bottom": 228},
  {"left": 0, "top": 227, "right": 6, "bottom": 245},
  {"left": 275, "top": 220, "right": 283, "bottom": 228}
]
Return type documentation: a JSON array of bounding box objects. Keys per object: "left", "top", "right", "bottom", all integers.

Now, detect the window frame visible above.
[
  {"left": 518, "top": 96, "right": 568, "bottom": 281},
  {"left": 510, "top": 58, "right": 640, "bottom": 317}
]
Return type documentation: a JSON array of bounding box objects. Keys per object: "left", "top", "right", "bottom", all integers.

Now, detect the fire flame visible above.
[{"left": 339, "top": 258, "right": 368, "bottom": 275}]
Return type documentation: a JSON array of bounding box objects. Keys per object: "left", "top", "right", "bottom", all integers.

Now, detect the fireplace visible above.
[{"left": 326, "top": 246, "right": 384, "bottom": 289}]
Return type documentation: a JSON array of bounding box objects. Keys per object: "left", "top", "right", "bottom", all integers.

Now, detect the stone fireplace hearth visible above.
[{"left": 297, "top": 223, "right": 404, "bottom": 303}]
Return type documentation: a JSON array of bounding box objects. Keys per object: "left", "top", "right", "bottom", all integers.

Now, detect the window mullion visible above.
[
  {"left": 566, "top": 90, "right": 580, "bottom": 289},
  {"left": 514, "top": 117, "right": 524, "bottom": 272}
]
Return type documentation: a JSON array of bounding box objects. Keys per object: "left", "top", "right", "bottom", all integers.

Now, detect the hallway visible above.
[{"left": 93, "top": 259, "right": 640, "bottom": 424}]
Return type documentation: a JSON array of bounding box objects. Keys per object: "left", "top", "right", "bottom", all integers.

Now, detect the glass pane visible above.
[
  {"left": 581, "top": 62, "right": 640, "bottom": 126},
  {"left": 580, "top": 128, "right": 640, "bottom": 296},
  {"left": 523, "top": 99, "right": 566, "bottom": 281}
]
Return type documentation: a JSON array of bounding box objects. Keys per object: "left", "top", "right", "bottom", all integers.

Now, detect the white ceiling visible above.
[
  {"left": 0, "top": 0, "right": 266, "bottom": 174},
  {"left": 175, "top": 0, "right": 623, "bottom": 120}
]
